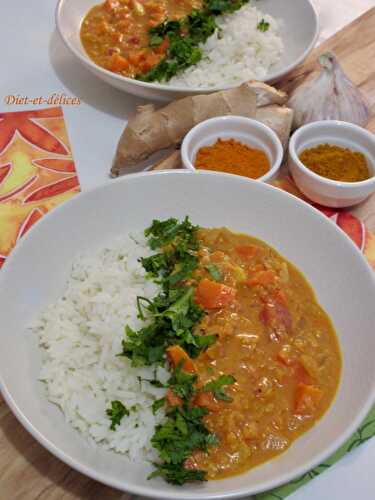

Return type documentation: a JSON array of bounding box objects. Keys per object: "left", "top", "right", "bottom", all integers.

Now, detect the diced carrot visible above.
[
  {"left": 140, "top": 52, "right": 160, "bottom": 72},
  {"left": 235, "top": 245, "right": 259, "bottom": 259},
  {"left": 246, "top": 270, "right": 277, "bottom": 287},
  {"left": 294, "top": 384, "right": 322, "bottom": 415},
  {"left": 194, "top": 391, "right": 219, "bottom": 411},
  {"left": 166, "top": 345, "right": 196, "bottom": 373},
  {"left": 195, "top": 278, "right": 236, "bottom": 310},
  {"left": 128, "top": 50, "right": 146, "bottom": 65},
  {"left": 154, "top": 37, "right": 170, "bottom": 55},
  {"left": 109, "top": 53, "right": 130, "bottom": 72},
  {"left": 166, "top": 388, "right": 182, "bottom": 407}
]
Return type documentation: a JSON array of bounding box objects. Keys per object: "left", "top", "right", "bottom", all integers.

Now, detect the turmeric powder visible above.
[
  {"left": 299, "top": 144, "right": 371, "bottom": 182},
  {"left": 195, "top": 138, "right": 270, "bottom": 179}
]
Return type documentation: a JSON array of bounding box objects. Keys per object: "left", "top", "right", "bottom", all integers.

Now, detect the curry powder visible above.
[
  {"left": 299, "top": 144, "right": 371, "bottom": 182},
  {"left": 195, "top": 138, "right": 270, "bottom": 179}
]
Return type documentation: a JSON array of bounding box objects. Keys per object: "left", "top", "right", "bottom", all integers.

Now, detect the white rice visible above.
[
  {"left": 168, "top": 3, "right": 284, "bottom": 88},
  {"left": 32, "top": 232, "right": 169, "bottom": 462}
]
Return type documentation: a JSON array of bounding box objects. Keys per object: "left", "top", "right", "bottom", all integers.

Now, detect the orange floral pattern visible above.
[
  {"left": 274, "top": 176, "right": 375, "bottom": 270},
  {"left": 0, "top": 107, "right": 80, "bottom": 268}
]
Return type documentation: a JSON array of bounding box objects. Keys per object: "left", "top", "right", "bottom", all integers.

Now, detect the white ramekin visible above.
[
  {"left": 181, "top": 116, "right": 284, "bottom": 183},
  {"left": 289, "top": 120, "right": 375, "bottom": 208}
]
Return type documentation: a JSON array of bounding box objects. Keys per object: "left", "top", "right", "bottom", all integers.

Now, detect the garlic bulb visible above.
[{"left": 288, "top": 52, "right": 370, "bottom": 129}]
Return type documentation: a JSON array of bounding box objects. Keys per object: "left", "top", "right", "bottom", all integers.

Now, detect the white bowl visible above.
[
  {"left": 181, "top": 116, "right": 283, "bottom": 182},
  {"left": 289, "top": 121, "right": 375, "bottom": 208},
  {"left": 56, "top": 0, "right": 319, "bottom": 101},
  {"left": 1, "top": 171, "right": 375, "bottom": 499}
]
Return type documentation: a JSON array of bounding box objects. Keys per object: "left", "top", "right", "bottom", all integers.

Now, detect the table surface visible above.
[{"left": 1, "top": 1, "right": 375, "bottom": 499}]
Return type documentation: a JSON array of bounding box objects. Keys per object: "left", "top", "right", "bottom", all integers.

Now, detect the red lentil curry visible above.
[
  {"left": 81, "top": 0, "right": 202, "bottom": 78},
  {"left": 116, "top": 218, "right": 341, "bottom": 484}
]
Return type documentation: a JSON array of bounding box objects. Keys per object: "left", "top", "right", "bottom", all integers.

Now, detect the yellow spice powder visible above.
[
  {"left": 195, "top": 138, "right": 270, "bottom": 179},
  {"left": 299, "top": 144, "right": 371, "bottom": 182}
]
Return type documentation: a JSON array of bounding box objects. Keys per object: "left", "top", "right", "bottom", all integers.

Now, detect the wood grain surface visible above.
[{"left": 1, "top": 8, "right": 375, "bottom": 500}]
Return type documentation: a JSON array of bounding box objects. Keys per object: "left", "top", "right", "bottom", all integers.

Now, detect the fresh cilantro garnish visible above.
[
  {"left": 203, "top": 374, "right": 236, "bottom": 401},
  {"left": 106, "top": 401, "right": 129, "bottom": 430},
  {"left": 121, "top": 218, "right": 212, "bottom": 366},
  {"left": 138, "top": 1, "right": 251, "bottom": 82},
  {"left": 168, "top": 361, "right": 198, "bottom": 400},
  {"left": 148, "top": 462, "right": 207, "bottom": 485},
  {"left": 257, "top": 18, "right": 270, "bottom": 32},
  {"left": 205, "top": 264, "right": 221, "bottom": 281},
  {"left": 152, "top": 397, "right": 166, "bottom": 415},
  {"left": 149, "top": 363, "right": 219, "bottom": 485}
]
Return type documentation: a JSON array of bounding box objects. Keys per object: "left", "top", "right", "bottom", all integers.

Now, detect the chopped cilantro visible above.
[
  {"left": 106, "top": 401, "right": 129, "bottom": 430},
  {"left": 121, "top": 218, "right": 211, "bottom": 366},
  {"left": 149, "top": 364, "right": 219, "bottom": 485},
  {"left": 257, "top": 19, "right": 270, "bottom": 32},
  {"left": 205, "top": 264, "right": 222, "bottom": 281},
  {"left": 152, "top": 397, "right": 166, "bottom": 415},
  {"left": 138, "top": 1, "right": 251, "bottom": 82},
  {"left": 203, "top": 374, "right": 236, "bottom": 401}
]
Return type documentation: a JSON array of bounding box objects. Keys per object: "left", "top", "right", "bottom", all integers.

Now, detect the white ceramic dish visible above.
[
  {"left": 181, "top": 116, "right": 283, "bottom": 182},
  {"left": 289, "top": 121, "right": 375, "bottom": 208},
  {"left": 1, "top": 171, "right": 375, "bottom": 499},
  {"left": 56, "top": 0, "right": 319, "bottom": 101}
]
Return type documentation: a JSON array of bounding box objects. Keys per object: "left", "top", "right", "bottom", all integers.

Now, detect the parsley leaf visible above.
[
  {"left": 106, "top": 401, "right": 129, "bottom": 430},
  {"left": 138, "top": 1, "right": 252, "bottom": 82},
  {"left": 257, "top": 19, "right": 270, "bottom": 32},
  {"left": 205, "top": 264, "right": 221, "bottom": 281},
  {"left": 120, "top": 218, "right": 211, "bottom": 366},
  {"left": 203, "top": 374, "right": 236, "bottom": 401},
  {"left": 152, "top": 397, "right": 166, "bottom": 415}
]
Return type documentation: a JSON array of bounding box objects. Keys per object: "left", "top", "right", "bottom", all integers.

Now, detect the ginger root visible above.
[
  {"left": 150, "top": 150, "right": 182, "bottom": 170},
  {"left": 112, "top": 82, "right": 257, "bottom": 177},
  {"left": 256, "top": 105, "right": 294, "bottom": 149}
]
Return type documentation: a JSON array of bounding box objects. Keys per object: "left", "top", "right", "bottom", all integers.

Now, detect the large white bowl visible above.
[
  {"left": 56, "top": 0, "right": 319, "bottom": 101},
  {"left": 1, "top": 171, "right": 375, "bottom": 499}
]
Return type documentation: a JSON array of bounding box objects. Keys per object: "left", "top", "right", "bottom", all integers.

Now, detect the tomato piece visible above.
[
  {"left": 235, "top": 245, "right": 258, "bottom": 259},
  {"left": 293, "top": 362, "right": 312, "bottom": 385},
  {"left": 195, "top": 278, "right": 236, "bottom": 310},
  {"left": 166, "top": 345, "right": 196, "bottom": 373},
  {"left": 294, "top": 384, "right": 322, "bottom": 415},
  {"left": 260, "top": 294, "right": 292, "bottom": 335},
  {"left": 194, "top": 391, "right": 219, "bottom": 411},
  {"left": 166, "top": 388, "right": 182, "bottom": 407}
]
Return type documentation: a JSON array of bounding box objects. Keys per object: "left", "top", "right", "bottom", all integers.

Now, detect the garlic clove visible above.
[{"left": 288, "top": 52, "right": 370, "bottom": 129}]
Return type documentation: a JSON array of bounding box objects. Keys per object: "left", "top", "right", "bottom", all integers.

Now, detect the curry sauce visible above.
[
  {"left": 80, "top": 0, "right": 202, "bottom": 78},
  {"left": 186, "top": 228, "right": 341, "bottom": 479}
]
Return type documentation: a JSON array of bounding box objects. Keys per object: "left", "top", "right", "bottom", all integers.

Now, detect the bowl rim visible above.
[
  {"left": 55, "top": 0, "right": 319, "bottom": 95},
  {"left": 1, "top": 170, "right": 375, "bottom": 499},
  {"left": 180, "top": 115, "right": 284, "bottom": 182},
  {"left": 289, "top": 120, "right": 375, "bottom": 189}
]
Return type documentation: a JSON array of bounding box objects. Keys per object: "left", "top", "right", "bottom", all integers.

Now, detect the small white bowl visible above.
[
  {"left": 289, "top": 121, "right": 375, "bottom": 208},
  {"left": 181, "top": 116, "right": 284, "bottom": 182}
]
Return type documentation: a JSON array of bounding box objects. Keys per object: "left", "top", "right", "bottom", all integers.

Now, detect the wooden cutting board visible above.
[
  {"left": 277, "top": 6, "right": 375, "bottom": 227},
  {"left": 1, "top": 8, "right": 375, "bottom": 500}
]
